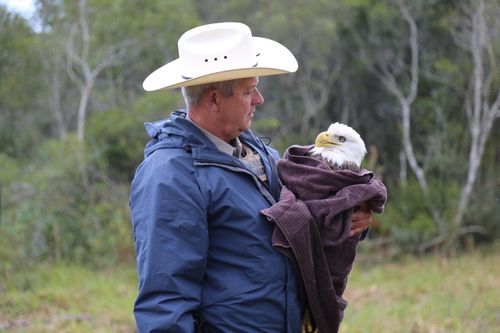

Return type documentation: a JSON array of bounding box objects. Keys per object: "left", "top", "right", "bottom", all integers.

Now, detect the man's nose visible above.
[{"left": 253, "top": 88, "right": 264, "bottom": 105}]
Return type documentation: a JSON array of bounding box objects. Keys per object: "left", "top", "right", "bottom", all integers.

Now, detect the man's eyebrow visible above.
[{"left": 245, "top": 78, "right": 259, "bottom": 90}]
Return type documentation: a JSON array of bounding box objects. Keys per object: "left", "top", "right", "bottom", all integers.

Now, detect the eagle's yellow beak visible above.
[{"left": 314, "top": 131, "right": 338, "bottom": 148}]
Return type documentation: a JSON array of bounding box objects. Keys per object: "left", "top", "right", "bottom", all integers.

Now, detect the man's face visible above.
[{"left": 216, "top": 77, "right": 264, "bottom": 141}]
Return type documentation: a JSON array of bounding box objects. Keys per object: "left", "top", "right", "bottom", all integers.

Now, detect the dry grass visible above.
[
  {"left": 340, "top": 248, "right": 500, "bottom": 333},
  {"left": 0, "top": 264, "right": 137, "bottom": 332},
  {"left": 1, "top": 248, "right": 499, "bottom": 332}
]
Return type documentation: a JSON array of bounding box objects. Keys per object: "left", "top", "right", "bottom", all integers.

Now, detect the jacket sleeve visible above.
[{"left": 130, "top": 152, "right": 208, "bottom": 333}]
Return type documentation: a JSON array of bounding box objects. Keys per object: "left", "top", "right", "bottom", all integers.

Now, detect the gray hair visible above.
[{"left": 181, "top": 79, "right": 238, "bottom": 107}]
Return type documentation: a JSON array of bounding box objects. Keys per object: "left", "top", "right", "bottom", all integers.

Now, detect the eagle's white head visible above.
[{"left": 309, "top": 122, "right": 367, "bottom": 168}]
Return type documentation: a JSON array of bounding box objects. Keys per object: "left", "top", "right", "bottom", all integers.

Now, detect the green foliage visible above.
[
  {"left": 0, "top": 8, "right": 38, "bottom": 110},
  {"left": 0, "top": 153, "right": 36, "bottom": 273},
  {"left": 0, "top": 153, "right": 18, "bottom": 185},
  {"left": 0, "top": 136, "right": 135, "bottom": 275},
  {"left": 252, "top": 116, "right": 281, "bottom": 134},
  {"left": 86, "top": 108, "right": 146, "bottom": 182},
  {"left": 86, "top": 91, "right": 183, "bottom": 181},
  {"left": 463, "top": 136, "right": 500, "bottom": 238},
  {"left": 274, "top": 132, "right": 314, "bottom": 157},
  {"left": 0, "top": 8, "right": 45, "bottom": 158},
  {"left": 433, "top": 57, "right": 460, "bottom": 76},
  {"left": 131, "top": 90, "right": 185, "bottom": 122},
  {"left": 378, "top": 180, "right": 437, "bottom": 251},
  {"left": 0, "top": 0, "right": 499, "bottom": 268}
]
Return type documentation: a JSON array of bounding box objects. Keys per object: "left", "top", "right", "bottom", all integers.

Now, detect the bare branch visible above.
[
  {"left": 399, "top": 2, "right": 418, "bottom": 103},
  {"left": 65, "top": 24, "right": 84, "bottom": 90},
  {"left": 92, "top": 39, "right": 137, "bottom": 76},
  {"left": 490, "top": 90, "right": 500, "bottom": 118},
  {"left": 60, "top": 1, "right": 137, "bottom": 141},
  {"left": 418, "top": 224, "right": 488, "bottom": 253},
  {"left": 297, "top": 58, "right": 339, "bottom": 135},
  {"left": 78, "top": 0, "right": 90, "bottom": 63},
  {"left": 378, "top": 71, "right": 405, "bottom": 102}
]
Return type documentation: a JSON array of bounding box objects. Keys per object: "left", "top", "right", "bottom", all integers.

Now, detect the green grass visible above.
[
  {"left": 0, "top": 249, "right": 499, "bottom": 332},
  {"left": 341, "top": 248, "right": 500, "bottom": 333},
  {"left": 0, "top": 264, "right": 137, "bottom": 332}
]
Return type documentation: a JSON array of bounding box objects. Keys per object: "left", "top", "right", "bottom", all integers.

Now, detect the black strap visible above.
[{"left": 193, "top": 310, "right": 203, "bottom": 333}]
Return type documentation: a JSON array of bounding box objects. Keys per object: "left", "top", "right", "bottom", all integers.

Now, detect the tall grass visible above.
[
  {"left": 341, "top": 247, "right": 500, "bottom": 333},
  {"left": 1, "top": 248, "right": 498, "bottom": 332},
  {"left": 0, "top": 264, "right": 137, "bottom": 332}
]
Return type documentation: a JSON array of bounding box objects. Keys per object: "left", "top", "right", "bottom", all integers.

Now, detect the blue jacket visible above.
[{"left": 130, "top": 110, "right": 302, "bottom": 332}]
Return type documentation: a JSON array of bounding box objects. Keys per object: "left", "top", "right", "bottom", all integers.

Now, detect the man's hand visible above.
[{"left": 350, "top": 202, "right": 372, "bottom": 237}]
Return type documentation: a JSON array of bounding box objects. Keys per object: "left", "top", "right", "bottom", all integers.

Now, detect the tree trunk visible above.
[
  {"left": 453, "top": 0, "right": 500, "bottom": 228},
  {"left": 76, "top": 80, "right": 93, "bottom": 141},
  {"left": 49, "top": 68, "right": 68, "bottom": 139}
]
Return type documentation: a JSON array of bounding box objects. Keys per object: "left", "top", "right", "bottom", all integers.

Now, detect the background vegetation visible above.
[
  {"left": 0, "top": 0, "right": 499, "bottom": 331},
  {"left": 1, "top": 249, "right": 498, "bottom": 332}
]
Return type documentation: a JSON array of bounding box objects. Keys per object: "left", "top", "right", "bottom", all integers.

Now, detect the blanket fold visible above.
[{"left": 261, "top": 145, "right": 387, "bottom": 333}]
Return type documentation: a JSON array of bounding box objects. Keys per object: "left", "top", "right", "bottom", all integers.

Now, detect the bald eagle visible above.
[{"left": 309, "top": 122, "right": 367, "bottom": 171}]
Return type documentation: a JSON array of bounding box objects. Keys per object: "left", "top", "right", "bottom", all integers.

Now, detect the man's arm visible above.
[{"left": 130, "top": 156, "right": 208, "bottom": 332}]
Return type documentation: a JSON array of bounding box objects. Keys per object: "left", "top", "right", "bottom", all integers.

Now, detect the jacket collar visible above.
[
  {"left": 143, "top": 110, "right": 265, "bottom": 162},
  {"left": 143, "top": 110, "right": 282, "bottom": 200}
]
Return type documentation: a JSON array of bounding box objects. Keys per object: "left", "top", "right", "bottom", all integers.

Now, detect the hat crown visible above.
[
  {"left": 179, "top": 22, "right": 258, "bottom": 79},
  {"left": 142, "top": 21, "right": 298, "bottom": 91}
]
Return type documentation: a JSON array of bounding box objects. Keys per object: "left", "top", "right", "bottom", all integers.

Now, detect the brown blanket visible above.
[{"left": 261, "top": 145, "right": 387, "bottom": 333}]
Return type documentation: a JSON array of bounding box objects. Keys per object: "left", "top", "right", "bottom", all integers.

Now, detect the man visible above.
[{"left": 130, "top": 22, "right": 372, "bottom": 332}]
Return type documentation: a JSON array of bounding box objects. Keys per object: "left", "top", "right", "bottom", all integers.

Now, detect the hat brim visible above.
[{"left": 143, "top": 37, "right": 298, "bottom": 91}]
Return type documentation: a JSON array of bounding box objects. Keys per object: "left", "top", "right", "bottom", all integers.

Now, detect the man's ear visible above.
[{"left": 206, "top": 89, "right": 220, "bottom": 112}]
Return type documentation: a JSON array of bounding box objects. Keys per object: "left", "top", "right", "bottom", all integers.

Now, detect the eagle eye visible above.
[{"left": 338, "top": 136, "right": 346, "bottom": 143}]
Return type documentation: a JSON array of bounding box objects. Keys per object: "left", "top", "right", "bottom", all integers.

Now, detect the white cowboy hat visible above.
[{"left": 142, "top": 22, "right": 298, "bottom": 91}]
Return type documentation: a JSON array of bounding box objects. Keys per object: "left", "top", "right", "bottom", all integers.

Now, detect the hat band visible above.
[{"left": 181, "top": 61, "right": 259, "bottom": 80}]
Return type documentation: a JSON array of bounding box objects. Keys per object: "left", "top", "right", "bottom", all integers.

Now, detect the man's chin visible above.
[{"left": 238, "top": 126, "right": 250, "bottom": 135}]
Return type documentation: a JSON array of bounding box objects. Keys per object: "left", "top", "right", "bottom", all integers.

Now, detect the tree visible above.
[
  {"left": 35, "top": 0, "right": 200, "bottom": 141},
  {"left": 354, "top": 0, "right": 446, "bottom": 230},
  {"left": 63, "top": 0, "right": 136, "bottom": 141},
  {"left": 352, "top": 0, "right": 499, "bottom": 251},
  {"left": 451, "top": 0, "right": 500, "bottom": 231},
  {"left": 0, "top": 6, "right": 53, "bottom": 157}
]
